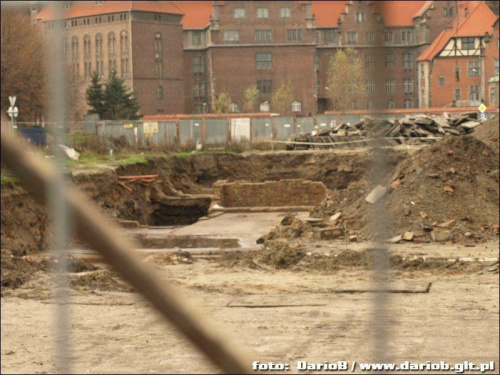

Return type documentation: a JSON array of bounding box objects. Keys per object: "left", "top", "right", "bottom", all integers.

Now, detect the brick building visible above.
[
  {"left": 37, "top": 1, "right": 185, "bottom": 118},
  {"left": 35, "top": 1, "right": 496, "bottom": 119},
  {"left": 417, "top": 1, "right": 499, "bottom": 108}
]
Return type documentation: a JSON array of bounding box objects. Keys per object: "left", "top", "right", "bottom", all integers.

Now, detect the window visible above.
[
  {"left": 385, "top": 79, "right": 395, "bottom": 93},
  {"left": 365, "top": 31, "right": 375, "bottom": 43},
  {"left": 154, "top": 32, "right": 162, "bottom": 53},
  {"left": 291, "top": 101, "right": 302, "bottom": 112},
  {"left": 366, "top": 100, "right": 374, "bottom": 110},
  {"left": 192, "top": 32, "right": 202, "bottom": 45},
  {"left": 386, "top": 99, "right": 395, "bottom": 109},
  {"left": 95, "top": 33, "right": 103, "bottom": 55},
  {"left": 438, "top": 77, "right": 445, "bottom": 86},
  {"left": 257, "top": 7, "right": 268, "bottom": 18},
  {"left": 83, "top": 35, "right": 91, "bottom": 57},
  {"left": 193, "top": 82, "right": 205, "bottom": 98},
  {"left": 230, "top": 103, "right": 239, "bottom": 113},
  {"left": 234, "top": 8, "right": 245, "bottom": 19},
  {"left": 356, "top": 11, "right": 366, "bottom": 23},
  {"left": 255, "top": 29, "right": 272, "bottom": 41},
  {"left": 223, "top": 30, "right": 239, "bottom": 42},
  {"left": 287, "top": 29, "right": 302, "bottom": 41},
  {"left": 402, "top": 53, "right": 413, "bottom": 69},
  {"left": 314, "top": 54, "right": 320, "bottom": 70},
  {"left": 280, "top": 7, "right": 291, "bottom": 18},
  {"left": 325, "top": 30, "right": 338, "bottom": 43},
  {"left": 120, "top": 30, "right": 128, "bottom": 51},
  {"left": 256, "top": 53, "right": 272, "bottom": 69},
  {"left": 384, "top": 31, "right": 393, "bottom": 43},
  {"left": 108, "top": 32, "right": 116, "bottom": 53},
  {"left": 403, "top": 78, "right": 413, "bottom": 93},
  {"left": 404, "top": 98, "right": 413, "bottom": 108},
  {"left": 444, "top": 7, "right": 454, "bottom": 17},
  {"left": 62, "top": 38, "right": 68, "bottom": 59},
  {"left": 260, "top": 101, "right": 270, "bottom": 112},
  {"left": 455, "top": 88, "right": 461, "bottom": 101},
  {"left": 157, "top": 85, "right": 164, "bottom": 100},
  {"left": 347, "top": 54, "right": 357, "bottom": 64},
  {"left": 455, "top": 66, "right": 461, "bottom": 81},
  {"left": 84, "top": 61, "right": 92, "bottom": 80},
  {"left": 490, "top": 87, "right": 496, "bottom": 105},
  {"left": 468, "top": 61, "right": 480, "bottom": 76},
  {"left": 192, "top": 56, "right": 204, "bottom": 74},
  {"left": 495, "top": 59, "right": 499, "bottom": 75},
  {"left": 402, "top": 31, "right": 412, "bottom": 44},
  {"left": 257, "top": 80, "right": 272, "bottom": 94},
  {"left": 109, "top": 58, "right": 116, "bottom": 76},
  {"left": 366, "top": 79, "right": 375, "bottom": 93},
  {"left": 365, "top": 54, "right": 374, "bottom": 69},
  {"left": 346, "top": 32, "right": 357, "bottom": 44},
  {"left": 63, "top": 2, "right": 71, "bottom": 9},
  {"left": 469, "top": 85, "right": 480, "bottom": 101},
  {"left": 385, "top": 53, "right": 395, "bottom": 68},
  {"left": 154, "top": 59, "right": 163, "bottom": 78},
  {"left": 95, "top": 1, "right": 103, "bottom": 4},
  {"left": 120, "top": 57, "right": 128, "bottom": 78},
  {"left": 194, "top": 103, "right": 204, "bottom": 114},
  {"left": 462, "top": 37, "right": 475, "bottom": 50}
]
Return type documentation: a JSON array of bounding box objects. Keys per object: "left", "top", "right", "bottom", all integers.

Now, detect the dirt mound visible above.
[
  {"left": 313, "top": 135, "right": 499, "bottom": 241},
  {"left": 472, "top": 117, "right": 499, "bottom": 154},
  {"left": 146, "top": 250, "right": 194, "bottom": 265},
  {"left": 257, "top": 215, "right": 313, "bottom": 243},
  {"left": 258, "top": 240, "right": 306, "bottom": 269},
  {"left": 70, "top": 271, "right": 133, "bottom": 292},
  {"left": 1, "top": 250, "right": 99, "bottom": 291}
]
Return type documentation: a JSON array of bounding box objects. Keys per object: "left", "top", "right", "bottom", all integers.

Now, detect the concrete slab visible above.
[{"left": 167, "top": 212, "right": 303, "bottom": 248}]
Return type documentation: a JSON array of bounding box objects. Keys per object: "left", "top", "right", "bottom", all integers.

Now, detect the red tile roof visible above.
[
  {"left": 37, "top": 1, "right": 183, "bottom": 21},
  {"left": 418, "top": 1, "right": 498, "bottom": 61},
  {"left": 372, "top": 1, "right": 426, "bottom": 27},
  {"left": 417, "top": 29, "right": 454, "bottom": 61},
  {"left": 311, "top": 1, "right": 426, "bottom": 28},
  {"left": 414, "top": 1, "right": 433, "bottom": 18},
  {"left": 454, "top": 1, "right": 497, "bottom": 36},
  {"left": 311, "top": 1, "right": 349, "bottom": 28},
  {"left": 172, "top": 1, "right": 212, "bottom": 29}
]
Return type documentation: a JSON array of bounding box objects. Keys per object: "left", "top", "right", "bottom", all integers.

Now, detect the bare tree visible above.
[
  {"left": 1, "top": 8, "right": 46, "bottom": 122},
  {"left": 327, "top": 48, "right": 366, "bottom": 112},
  {"left": 272, "top": 80, "right": 294, "bottom": 116}
]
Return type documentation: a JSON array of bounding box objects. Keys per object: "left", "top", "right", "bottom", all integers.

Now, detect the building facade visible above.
[
  {"left": 35, "top": 1, "right": 499, "bottom": 119},
  {"left": 417, "top": 1, "right": 499, "bottom": 108}
]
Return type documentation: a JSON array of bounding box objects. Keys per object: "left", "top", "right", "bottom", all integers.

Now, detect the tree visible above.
[
  {"left": 212, "top": 92, "right": 232, "bottom": 114},
  {"left": 101, "top": 69, "right": 140, "bottom": 120},
  {"left": 272, "top": 80, "right": 294, "bottom": 115},
  {"left": 86, "top": 71, "right": 105, "bottom": 118},
  {"left": 327, "top": 48, "right": 366, "bottom": 112},
  {"left": 1, "top": 8, "right": 46, "bottom": 122},
  {"left": 243, "top": 85, "right": 259, "bottom": 112}
]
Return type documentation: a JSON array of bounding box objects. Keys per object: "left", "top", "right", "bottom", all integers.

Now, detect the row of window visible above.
[
  {"left": 344, "top": 30, "right": 413, "bottom": 45},
  {"left": 451, "top": 86, "right": 483, "bottom": 102},
  {"left": 223, "top": 29, "right": 303, "bottom": 42},
  {"left": 355, "top": 78, "right": 414, "bottom": 94},
  {"left": 193, "top": 100, "right": 301, "bottom": 114},
  {"left": 65, "top": 31, "right": 129, "bottom": 59},
  {"left": 50, "top": 13, "right": 128, "bottom": 29},
  {"left": 234, "top": 7, "right": 292, "bottom": 19},
  {"left": 73, "top": 56, "right": 128, "bottom": 80}
]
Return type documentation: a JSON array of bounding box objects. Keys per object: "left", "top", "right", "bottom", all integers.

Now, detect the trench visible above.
[{"left": 2, "top": 151, "right": 404, "bottom": 254}]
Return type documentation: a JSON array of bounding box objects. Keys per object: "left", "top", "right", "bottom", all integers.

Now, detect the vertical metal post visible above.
[{"left": 46, "top": 2, "right": 72, "bottom": 373}]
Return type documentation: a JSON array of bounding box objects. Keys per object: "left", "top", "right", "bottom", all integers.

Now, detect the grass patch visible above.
[{"left": 1, "top": 169, "right": 17, "bottom": 186}]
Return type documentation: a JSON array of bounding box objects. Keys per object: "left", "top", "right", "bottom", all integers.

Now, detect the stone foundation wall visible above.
[{"left": 215, "top": 179, "right": 327, "bottom": 208}]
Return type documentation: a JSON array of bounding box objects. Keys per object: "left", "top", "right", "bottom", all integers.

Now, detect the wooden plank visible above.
[{"left": 228, "top": 283, "right": 432, "bottom": 308}]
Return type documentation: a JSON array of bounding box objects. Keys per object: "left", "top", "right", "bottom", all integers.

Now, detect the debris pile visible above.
[
  {"left": 287, "top": 112, "right": 480, "bottom": 150},
  {"left": 145, "top": 250, "right": 194, "bottom": 266},
  {"left": 311, "top": 135, "right": 499, "bottom": 243}
]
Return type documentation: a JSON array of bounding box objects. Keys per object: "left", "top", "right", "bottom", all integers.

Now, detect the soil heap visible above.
[{"left": 312, "top": 135, "right": 499, "bottom": 242}]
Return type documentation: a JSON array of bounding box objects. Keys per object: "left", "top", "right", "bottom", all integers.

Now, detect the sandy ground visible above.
[{"left": 1, "top": 240, "right": 499, "bottom": 374}]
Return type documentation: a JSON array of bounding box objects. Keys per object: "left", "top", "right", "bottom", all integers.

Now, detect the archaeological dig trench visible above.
[{"left": 1, "top": 151, "right": 376, "bottom": 254}]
